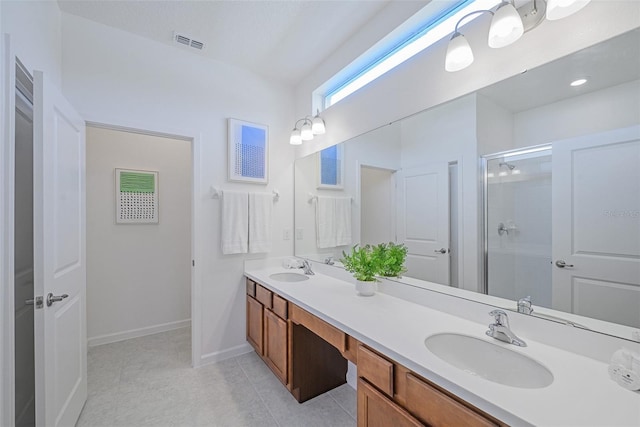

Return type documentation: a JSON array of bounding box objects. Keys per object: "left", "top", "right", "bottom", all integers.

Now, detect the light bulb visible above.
[
  {"left": 312, "top": 113, "right": 326, "bottom": 135},
  {"left": 289, "top": 128, "right": 302, "bottom": 145},
  {"left": 546, "top": 0, "right": 591, "bottom": 20},
  {"left": 488, "top": 2, "right": 524, "bottom": 48},
  {"left": 445, "top": 32, "right": 474, "bottom": 72},
  {"left": 301, "top": 122, "right": 314, "bottom": 141}
]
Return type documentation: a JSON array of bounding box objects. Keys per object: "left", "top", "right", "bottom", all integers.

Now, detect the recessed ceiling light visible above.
[{"left": 570, "top": 78, "right": 588, "bottom": 87}]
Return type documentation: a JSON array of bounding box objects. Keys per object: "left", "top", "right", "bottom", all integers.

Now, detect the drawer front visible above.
[
  {"left": 256, "top": 285, "right": 273, "bottom": 309},
  {"left": 358, "top": 345, "right": 394, "bottom": 397},
  {"left": 405, "top": 373, "right": 498, "bottom": 427},
  {"left": 290, "top": 304, "right": 346, "bottom": 352},
  {"left": 246, "top": 278, "right": 256, "bottom": 298},
  {"left": 272, "top": 294, "right": 288, "bottom": 320}
]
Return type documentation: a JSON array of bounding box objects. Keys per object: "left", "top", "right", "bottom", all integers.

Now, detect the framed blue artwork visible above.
[
  {"left": 228, "top": 118, "right": 269, "bottom": 184},
  {"left": 317, "top": 143, "right": 344, "bottom": 190}
]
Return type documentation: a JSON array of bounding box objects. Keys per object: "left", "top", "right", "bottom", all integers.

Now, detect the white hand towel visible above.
[
  {"left": 334, "top": 196, "right": 352, "bottom": 247},
  {"left": 249, "top": 192, "right": 273, "bottom": 253},
  {"left": 316, "top": 196, "right": 336, "bottom": 248},
  {"left": 221, "top": 190, "right": 248, "bottom": 255}
]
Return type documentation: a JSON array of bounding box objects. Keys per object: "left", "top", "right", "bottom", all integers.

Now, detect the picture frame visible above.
[
  {"left": 317, "top": 143, "right": 344, "bottom": 190},
  {"left": 228, "top": 118, "right": 269, "bottom": 184},
  {"left": 115, "top": 168, "right": 159, "bottom": 224}
]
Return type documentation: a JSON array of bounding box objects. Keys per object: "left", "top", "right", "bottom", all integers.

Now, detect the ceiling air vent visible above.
[{"left": 173, "top": 32, "right": 205, "bottom": 50}]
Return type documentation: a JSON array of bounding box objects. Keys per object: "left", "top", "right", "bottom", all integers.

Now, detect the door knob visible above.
[
  {"left": 555, "top": 260, "right": 574, "bottom": 268},
  {"left": 46, "top": 293, "right": 69, "bottom": 307},
  {"left": 434, "top": 248, "right": 447, "bottom": 254}
]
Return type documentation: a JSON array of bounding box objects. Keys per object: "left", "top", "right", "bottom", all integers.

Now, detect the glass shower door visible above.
[{"left": 485, "top": 148, "right": 553, "bottom": 306}]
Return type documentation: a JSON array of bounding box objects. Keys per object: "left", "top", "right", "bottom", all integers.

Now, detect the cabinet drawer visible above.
[
  {"left": 358, "top": 345, "right": 394, "bottom": 397},
  {"left": 246, "top": 278, "right": 256, "bottom": 298},
  {"left": 256, "top": 285, "right": 273, "bottom": 309},
  {"left": 405, "top": 373, "right": 498, "bottom": 427},
  {"left": 290, "top": 304, "right": 346, "bottom": 352},
  {"left": 273, "top": 294, "right": 288, "bottom": 320}
]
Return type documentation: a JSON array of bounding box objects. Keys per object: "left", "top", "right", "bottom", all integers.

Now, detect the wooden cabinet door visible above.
[
  {"left": 357, "top": 378, "right": 423, "bottom": 427},
  {"left": 247, "top": 296, "right": 263, "bottom": 354},
  {"left": 264, "top": 309, "right": 288, "bottom": 384}
]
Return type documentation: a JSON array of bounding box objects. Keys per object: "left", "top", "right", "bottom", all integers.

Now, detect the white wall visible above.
[
  {"left": 61, "top": 13, "right": 295, "bottom": 365},
  {"left": 86, "top": 126, "right": 191, "bottom": 345},
  {"left": 295, "top": 1, "right": 640, "bottom": 156},
  {"left": 0, "top": 0, "right": 62, "bottom": 85},
  {"left": 513, "top": 79, "right": 640, "bottom": 147}
]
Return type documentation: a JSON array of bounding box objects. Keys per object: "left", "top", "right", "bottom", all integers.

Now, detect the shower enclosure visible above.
[{"left": 483, "top": 146, "right": 552, "bottom": 305}]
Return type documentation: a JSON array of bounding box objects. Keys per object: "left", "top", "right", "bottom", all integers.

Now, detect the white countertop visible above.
[{"left": 245, "top": 264, "right": 640, "bottom": 427}]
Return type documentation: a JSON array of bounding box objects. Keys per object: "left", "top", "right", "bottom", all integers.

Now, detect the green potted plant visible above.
[
  {"left": 341, "top": 244, "right": 380, "bottom": 296},
  {"left": 374, "top": 242, "right": 408, "bottom": 278}
]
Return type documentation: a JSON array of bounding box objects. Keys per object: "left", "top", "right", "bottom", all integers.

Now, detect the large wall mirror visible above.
[{"left": 294, "top": 28, "right": 640, "bottom": 342}]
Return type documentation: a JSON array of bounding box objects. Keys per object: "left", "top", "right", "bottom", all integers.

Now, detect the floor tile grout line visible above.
[
  {"left": 235, "top": 353, "right": 283, "bottom": 427},
  {"left": 328, "top": 389, "right": 357, "bottom": 421}
]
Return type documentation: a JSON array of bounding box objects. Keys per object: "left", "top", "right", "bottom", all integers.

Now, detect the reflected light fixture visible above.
[
  {"left": 445, "top": 0, "right": 592, "bottom": 72},
  {"left": 290, "top": 110, "right": 326, "bottom": 145}
]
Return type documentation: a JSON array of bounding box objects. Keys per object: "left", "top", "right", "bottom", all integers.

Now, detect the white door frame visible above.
[
  {"left": 85, "top": 120, "right": 203, "bottom": 368},
  {"left": 1, "top": 33, "right": 17, "bottom": 427}
]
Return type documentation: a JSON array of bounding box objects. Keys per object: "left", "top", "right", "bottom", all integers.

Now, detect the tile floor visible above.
[{"left": 78, "top": 328, "right": 357, "bottom": 427}]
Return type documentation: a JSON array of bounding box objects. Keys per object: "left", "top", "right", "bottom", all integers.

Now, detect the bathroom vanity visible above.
[
  {"left": 245, "top": 261, "right": 640, "bottom": 427},
  {"left": 245, "top": 276, "right": 502, "bottom": 427}
]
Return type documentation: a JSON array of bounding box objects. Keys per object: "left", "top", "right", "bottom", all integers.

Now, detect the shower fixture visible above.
[{"left": 499, "top": 162, "right": 516, "bottom": 170}]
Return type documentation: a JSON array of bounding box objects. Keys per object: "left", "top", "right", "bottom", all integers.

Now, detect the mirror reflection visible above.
[{"left": 294, "top": 29, "right": 640, "bottom": 341}]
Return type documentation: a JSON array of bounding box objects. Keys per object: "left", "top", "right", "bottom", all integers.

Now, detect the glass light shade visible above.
[
  {"left": 301, "top": 122, "right": 314, "bottom": 141},
  {"left": 289, "top": 128, "right": 302, "bottom": 145},
  {"left": 312, "top": 115, "right": 326, "bottom": 135},
  {"left": 488, "top": 2, "right": 524, "bottom": 48},
  {"left": 546, "top": 0, "right": 591, "bottom": 20},
  {"left": 445, "top": 33, "right": 474, "bottom": 72}
]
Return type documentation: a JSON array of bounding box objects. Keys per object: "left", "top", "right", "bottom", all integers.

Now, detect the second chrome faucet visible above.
[{"left": 486, "top": 310, "right": 527, "bottom": 347}]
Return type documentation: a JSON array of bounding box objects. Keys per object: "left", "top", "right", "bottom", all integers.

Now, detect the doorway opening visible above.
[
  {"left": 359, "top": 165, "right": 396, "bottom": 246},
  {"left": 14, "top": 58, "right": 35, "bottom": 427},
  {"left": 85, "top": 125, "right": 193, "bottom": 357}
]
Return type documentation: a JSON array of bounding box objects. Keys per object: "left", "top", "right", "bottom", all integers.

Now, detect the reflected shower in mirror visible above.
[{"left": 294, "top": 28, "right": 640, "bottom": 341}]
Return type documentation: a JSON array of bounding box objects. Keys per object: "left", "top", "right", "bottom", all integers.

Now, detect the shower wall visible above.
[{"left": 486, "top": 154, "right": 552, "bottom": 306}]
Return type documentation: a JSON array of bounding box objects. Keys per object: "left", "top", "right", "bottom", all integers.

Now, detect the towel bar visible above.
[{"left": 211, "top": 186, "right": 279, "bottom": 201}]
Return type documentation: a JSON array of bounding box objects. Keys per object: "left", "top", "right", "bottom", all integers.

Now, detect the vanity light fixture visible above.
[
  {"left": 290, "top": 110, "right": 326, "bottom": 145},
  {"left": 445, "top": 0, "right": 591, "bottom": 72}
]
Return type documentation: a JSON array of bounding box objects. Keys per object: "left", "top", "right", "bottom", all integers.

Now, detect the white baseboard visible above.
[
  {"left": 197, "top": 342, "right": 253, "bottom": 367},
  {"left": 88, "top": 319, "right": 191, "bottom": 347}
]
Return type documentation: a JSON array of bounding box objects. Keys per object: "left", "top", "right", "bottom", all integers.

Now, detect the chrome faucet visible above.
[
  {"left": 324, "top": 256, "right": 335, "bottom": 265},
  {"left": 301, "top": 259, "right": 315, "bottom": 275},
  {"left": 486, "top": 310, "right": 527, "bottom": 347},
  {"left": 517, "top": 296, "right": 533, "bottom": 315}
]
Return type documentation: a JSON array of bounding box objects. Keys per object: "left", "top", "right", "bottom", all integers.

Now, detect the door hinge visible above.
[
  {"left": 192, "top": 260, "right": 195, "bottom": 267},
  {"left": 25, "top": 296, "right": 44, "bottom": 309}
]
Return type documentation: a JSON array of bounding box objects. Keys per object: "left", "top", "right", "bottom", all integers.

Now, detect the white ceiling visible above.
[
  {"left": 479, "top": 28, "right": 640, "bottom": 113},
  {"left": 57, "top": 0, "right": 427, "bottom": 86}
]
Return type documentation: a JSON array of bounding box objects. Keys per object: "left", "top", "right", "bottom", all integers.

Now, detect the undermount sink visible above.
[
  {"left": 425, "top": 333, "right": 553, "bottom": 389},
  {"left": 269, "top": 272, "right": 310, "bottom": 282}
]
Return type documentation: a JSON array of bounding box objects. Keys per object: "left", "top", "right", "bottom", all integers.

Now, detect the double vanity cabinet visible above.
[{"left": 246, "top": 277, "right": 505, "bottom": 427}]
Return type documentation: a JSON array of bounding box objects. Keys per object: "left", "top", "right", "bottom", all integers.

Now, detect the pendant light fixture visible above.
[
  {"left": 445, "top": 0, "right": 592, "bottom": 72},
  {"left": 289, "top": 110, "right": 326, "bottom": 145},
  {"left": 488, "top": 1, "right": 524, "bottom": 48}
]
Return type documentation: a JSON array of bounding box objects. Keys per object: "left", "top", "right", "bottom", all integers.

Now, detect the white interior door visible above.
[
  {"left": 397, "top": 164, "right": 450, "bottom": 284},
  {"left": 552, "top": 125, "right": 640, "bottom": 328},
  {"left": 33, "top": 70, "right": 87, "bottom": 427}
]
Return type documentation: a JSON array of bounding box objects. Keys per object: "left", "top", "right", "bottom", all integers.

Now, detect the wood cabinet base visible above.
[{"left": 290, "top": 323, "right": 347, "bottom": 403}]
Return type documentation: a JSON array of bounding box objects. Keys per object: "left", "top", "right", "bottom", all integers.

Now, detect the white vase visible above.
[{"left": 356, "top": 280, "right": 376, "bottom": 296}]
